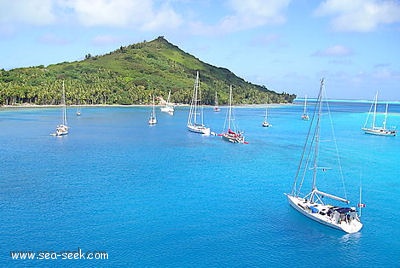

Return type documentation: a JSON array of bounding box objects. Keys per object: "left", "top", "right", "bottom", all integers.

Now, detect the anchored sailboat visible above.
[
  {"left": 285, "top": 78, "right": 363, "bottom": 234},
  {"left": 219, "top": 86, "right": 247, "bottom": 144},
  {"left": 362, "top": 92, "right": 396, "bottom": 136},
  {"left": 53, "top": 81, "right": 69, "bottom": 136},
  {"left": 160, "top": 90, "right": 174, "bottom": 115},
  {"left": 76, "top": 87, "right": 82, "bottom": 116},
  {"left": 262, "top": 107, "right": 272, "bottom": 127},
  {"left": 214, "top": 91, "right": 220, "bottom": 112},
  {"left": 76, "top": 105, "right": 81, "bottom": 116},
  {"left": 148, "top": 95, "right": 157, "bottom": 125},
  {"left": 301, "top": 95, "right": 309, "bottom": 120},
  {"left": 187, "top": 71, "right": 210, "bottom": 135}
]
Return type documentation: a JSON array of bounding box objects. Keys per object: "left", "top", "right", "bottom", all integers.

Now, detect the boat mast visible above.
[
  {"left": 228, "top": 85, "right": 232, "bottom": 130},
  {"left": 383, "top": 102, "right": 388, "bottom": 130},
  {"left": 62, "top": 80, "right": 67, "bottom": 126},
  {"left": 193, "top": 71, "right": 199, "bottom": 125},
  {"left": 311, "top": 79, "right": 324, "bottom": 194},
  {"left": 152, "top": 95, "right": 156, "bottom": 118},
  {"left": 372, "top": 91, "right": 378, "bottom": 129},
  {"left": 166, "top": 91, "right": 171, "bottom": 106},
  {"left": 198, "top": 71, "right": 204, "bottom": 126},
  {"left": 265, "top": 107, "right": 268, "bottom": 120},
  {"left": 359, "top": 179, "right": 363, "bottom": 217},
  {"left": 188, "top": 73, "right": 198, "bottom": 126}
]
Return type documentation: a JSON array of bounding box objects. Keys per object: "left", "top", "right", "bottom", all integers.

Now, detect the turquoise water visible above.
[{"left": 1, "top": 102, "right": 399, "bottom": 267}]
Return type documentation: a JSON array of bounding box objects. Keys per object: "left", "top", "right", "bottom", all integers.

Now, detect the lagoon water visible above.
[{"left": 1, "top": 101, "right": 399, "bottom": 267}]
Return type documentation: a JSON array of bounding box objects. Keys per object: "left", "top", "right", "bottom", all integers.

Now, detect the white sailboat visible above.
[
  {"left": 53, "top": 81, "right": 69, "bottom": 136},
  {"left": 214, "top": 91, "right": 220, "bottom": 112},
  {"left": 285, "top": 78, "right": 363, "bottom": 234},
  {"left": 262, "top": 107, "right": 272, "bottom": 127},
  {"left": 362, "top": 92, "right": 396, "bottom": 136},
  {"left": 76, "top": 106, "right": 81, "bottom": 116},
  {"left": 148, "top": 95, "right": 157, "bottom": 125},
  {"left": 219, "top": 86, "right": 247, "bottom": 144},
  {"left": 160, "top": 90, "right": 174, "bottom": 115},
  {"left": 187, "top": 71, "right": 210, "bottom": 135},
  {"left": 301, "top": 95, "right": 309, "bottom": 120}
]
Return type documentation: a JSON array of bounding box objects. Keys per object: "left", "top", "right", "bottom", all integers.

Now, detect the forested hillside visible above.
[{"left": 0, "top": 36, "right": 296, "bottom": 106}]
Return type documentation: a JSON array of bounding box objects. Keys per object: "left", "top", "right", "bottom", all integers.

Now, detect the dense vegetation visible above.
[{"left": 0, "top": 36, "right": 296, "bottom": 106}]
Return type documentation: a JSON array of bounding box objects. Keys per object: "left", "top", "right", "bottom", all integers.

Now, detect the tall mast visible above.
[
  {"left": 228, "top": 85, "right": 232, "bottom": 130},
  {"left": 198, "top": 71, "right": 204, "bottom": 126},
  {"left": 303, "top": 94, "right": 307, "bottom": 114},
  {"left": 62, "top": 80, "right": 67, "bottom": 126},
  {"left": 152, "top": 95, "right": 156, "bottom": 117},
  {"left": 383, "top": 102, "right": 388, "bottom": 129},
  {"left": 311, "top": 78, "right": 324, "bottom": 192},
  {"left": 187, "top": 73, "right": 198, "bottom": 125},
  {"left": 194, "top": 71, "right": 199, "bottom": 124},
  {"left": 372, "top": 91, "right": 378, "bottom": 129},
  {"left": 359, "top": 179, "right": 363, "bottom": 217}
]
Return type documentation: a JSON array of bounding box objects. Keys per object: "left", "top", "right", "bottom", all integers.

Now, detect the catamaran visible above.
[
  {"left": 214, "top": 91, "right": 220, "bottom": 112},
  {"left": 53, "top": 81, "right": 69, "bottom": 136},
  {"left": 285, "top": 78, "right": 363, "bottom": 234},
  {"left": 362, "top": 92, "right": 396, "bottom": 136},
  {"left": 219, "top": 86, "right": 247, "bottom": 144},
  {"left": 187, "top": 71, "right": 210, "bottom": 135},
  {"left": 301, "top": 94, "right": 309, "bottom": 120},
  {"left": 160, "top": 90, "right": 174, "bottom": 115},
  {"left": 148, "top": 95, "right": 157, "bottom": 125},
  {"left": 262, "top": 107, "right": 272, "bottom": 127}
]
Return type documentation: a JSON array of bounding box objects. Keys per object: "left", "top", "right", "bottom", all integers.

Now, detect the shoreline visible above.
[{"left": 1, "top": 103, "right": 294, "bottom": 109}]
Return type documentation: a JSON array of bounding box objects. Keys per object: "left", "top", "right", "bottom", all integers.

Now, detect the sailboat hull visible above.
[
  {"left": 286, "top": 194, "right": 362, "bottom": 234},
  {"left": 221, "top": 132, "right": 246, "bottom": 144},
  {"left": 160, "top": 106, "right": 174, "bottom": 115},
  {"left": 55, "top": 124, "right": 69, "bottom": 136},
  {"left": 301, "top": 114, "right": 309, "bottom": 120},
  {"left": 148, "top": 118, "right": 157, "bottom": 125},
  {"left": 362, "top": 127, "right": 396, "bottom": 136},
  {"left": 187, "top": 124, "right": 210, "bottom": 135}
]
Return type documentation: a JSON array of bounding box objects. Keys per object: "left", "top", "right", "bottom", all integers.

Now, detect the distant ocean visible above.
[{"left": 1, "top": 101, "right": 399, "bottom": 267}]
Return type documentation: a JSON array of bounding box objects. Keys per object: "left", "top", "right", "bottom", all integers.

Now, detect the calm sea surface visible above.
[{"left": 1, "top": 101, "right": 399, "bottom": 267}]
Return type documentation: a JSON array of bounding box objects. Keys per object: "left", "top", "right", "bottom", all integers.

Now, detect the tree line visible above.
[{"left": 0, "top": 67, "right": 295, "bottom": 106}]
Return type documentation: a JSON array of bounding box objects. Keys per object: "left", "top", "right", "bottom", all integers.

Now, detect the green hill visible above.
[{"left": 0, "top": 36, "right": 296, "bottom": 106}]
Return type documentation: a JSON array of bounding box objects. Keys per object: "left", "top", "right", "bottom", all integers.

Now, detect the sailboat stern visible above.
[
  {"left": 55, "top": 124, "right": 69, "bottom": 136},
  {"left": 286, "top": 194, "right": 363, "bottom": 234}
]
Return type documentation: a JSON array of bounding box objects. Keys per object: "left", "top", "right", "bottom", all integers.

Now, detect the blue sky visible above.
[{"left": 1, "top": 0, "right": 400, "bottom": 100}]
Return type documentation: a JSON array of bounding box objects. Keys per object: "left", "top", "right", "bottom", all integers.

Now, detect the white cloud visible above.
[
  {"left": 0, "top": 0, "right": 182, "bottom": 31},
  {"left": 372, "top": 64, "right": 400, "bottom": 80},
  {"left": 315, "top": 0, "right": 400, "bottom": 32},
  {"left": 61, "top": 0, "right": 140, "bottom": 27},
  {"left": 190, "top": 0, "right": 291, "bottom": 35},
  {"left": 0, "top": 0, "right": 56, "bottom": 25},
  {"left": 140, "top": 3, "right": 182, "bottom": 31},
  {"left": 313, "top": 45, "right": 353, "bottom": 57},
  {"left": 231, "top": 0, "right": 290, "bottom": 23},
  {"left": 62, "top": 0, "right": 182, "bottom": 30}
]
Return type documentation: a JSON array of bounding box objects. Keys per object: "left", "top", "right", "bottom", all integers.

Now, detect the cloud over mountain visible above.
[{"left": 314, "top": 0, "right": 400, "bottom": 32}]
